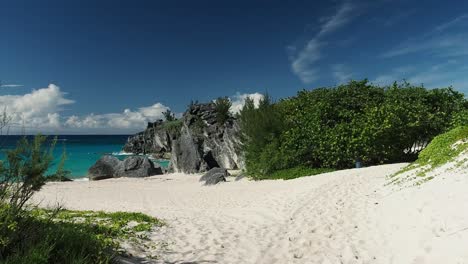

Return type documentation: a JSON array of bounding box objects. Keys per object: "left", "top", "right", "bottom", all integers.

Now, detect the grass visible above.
[
  {"left": 415, "top": 126, "right": 468, "bottom": 170},
  {"left": 162, "top": 119, "right": 183, "bottom": 134},
  {"left": 266, "top": 167, "right": 335, "bottom": 180},
  {"left": 1, "top": 206, "right": 164, "bottom": 263},
  {"left": 389, "top": 126, "right": 468, "bottom": 185}
]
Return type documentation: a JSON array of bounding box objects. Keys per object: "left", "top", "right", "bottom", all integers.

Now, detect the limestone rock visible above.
[
  {"left": 88, "top": 155, "right": 120, "bottom": 181},
  {"left": 123, "top": 102, "right": 244, "bottom": 173},
  {"left": 200, "top": 167, "right": 228, "bottom": 185}
]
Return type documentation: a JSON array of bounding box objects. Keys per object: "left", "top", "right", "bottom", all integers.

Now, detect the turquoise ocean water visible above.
[{"left": 0, "top": 135, "right": 169, "bottom": 180}]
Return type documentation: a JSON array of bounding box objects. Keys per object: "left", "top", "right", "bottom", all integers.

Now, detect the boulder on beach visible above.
[
  {"left": 200, "top": 167, "right": 228, "bottom": 185},
  {"left": 115, "top": 156, "right": 163, "bottom": 178},
  {"left": 88, "top": 155, "right": 121, "bottom": 181},
  {"left": 88, "top": 155, "right": 163, "bottom": 180}
]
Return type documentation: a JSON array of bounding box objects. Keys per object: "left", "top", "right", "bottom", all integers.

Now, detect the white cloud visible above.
[
  {"left": 138, "top": 103, "right": 169, "bottom": 120},
  {"left": 0, "top": 84, "right": 74, "bottom": 132},
  {"left": 0, "top": 83, "right": 172, "bottom": 134},
  {"left": 289, "top": 2, "right": 358, "bottom": 83},
  {"left": 229, "top": 93, "right": 264, "bottom": 114},
  {"left": 65, "top": 103, "right": 170, "bottom": 132}
]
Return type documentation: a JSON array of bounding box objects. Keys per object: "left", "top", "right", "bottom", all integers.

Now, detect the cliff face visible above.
[{"left": 123, "top": 103, "right": 243, "bottom": 173}]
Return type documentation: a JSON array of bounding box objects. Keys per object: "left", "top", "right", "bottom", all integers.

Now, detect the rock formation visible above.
[
  {"left": 88, "top": 155, "right": 163, "bottom": 180},
  {"left": 200, "top": 167, "right": 228, "bottom": 185},
  {"left": 123, "top": 102, "right": 243, "bottom": 173}
]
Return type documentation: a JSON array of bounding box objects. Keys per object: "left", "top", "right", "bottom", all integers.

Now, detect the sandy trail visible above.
[{"left": 33, "top": 163, "right": 468, "bottom": 263}]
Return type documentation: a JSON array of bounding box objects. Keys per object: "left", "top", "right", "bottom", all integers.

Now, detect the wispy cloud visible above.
[
  {"left": 317, "top": 2, "right": 355, "bottom": 38},
  {"left": 0, "top": 84, "right": 23, "bottom": 88},
  {"left": 381, "top": 13, "right": 468, "bottom": 58},
  {"left": 290, "top": 39, "right": 324, "bottom": 83},
  {"left": 331, "top": 64, "right": 353, "bottom": 84},
  {"left": 289, "top": 1, "right": 359, "bottom": 83},
  {"left": 434, "top": 14, "right": 468, "bottom": 32}
]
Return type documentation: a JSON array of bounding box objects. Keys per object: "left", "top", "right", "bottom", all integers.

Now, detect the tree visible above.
[
  {"left": 238, "top": 94, "right": 287, "bottom": 177},
  {"left": 214, "top": 96, "right": 232, "bottom": 125},
  {"left": 238, "top": 80, "right": 467, "bottom": 178},
  {"left": 162, "top": 109, "right": 176, "bottom": 122}
]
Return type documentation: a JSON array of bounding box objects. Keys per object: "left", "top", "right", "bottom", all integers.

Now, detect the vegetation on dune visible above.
[
  {"left": 416, "top": 126, "right": 468, "bottom": 169},
  {"left": 390, "top": 126, "right": 468, "bottom": 185},
  {"left": 239, "top": 80, "right": 467, "bottom": 180},
  {"left": 0, "top": 133, "right": 163, "bottom": 263}
]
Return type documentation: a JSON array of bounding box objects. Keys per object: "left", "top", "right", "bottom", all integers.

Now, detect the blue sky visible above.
[{"left": 1, "top": 0, "right": 467, "bottom": 134}]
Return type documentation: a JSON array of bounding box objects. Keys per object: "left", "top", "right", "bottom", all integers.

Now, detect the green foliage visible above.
[
  {"left": 32, "top": 209, "right": 163, "bottom": 240},
  {"left": 239, "top": 94, "right": 288, "bottom": 178},
  {"left": 280, "top": 80, "right": 465, "bottom": 168},
  {"left": 266, "top": 167, "right": 335, "bottom": 180},
  {"left": 415, "top": 126, "right": 467, "bottom": 170},
  {"left": 239, "top": 80, "right": 467, "bottom": 178},
  {"left": 162, "top": 109, "right": 176, "bottom": 122},
  {"left": 451, "top": 109, "right": 468, "bottom": 128},
  {"left": 0, "top": 134, "right": 164, "bottom": 263},
  {"left": 162, "top": 119, "right": 183, "bottom": 135},
  {"left": 46, "top": 147, "right": 72, "bottom": 182},
  {"left": 0, "top": 135, "right": 56, "bottom": 215},
  {"left": 390, "top": 126, "right": 468, "bottom": 184},
  {"left": 0, "top": 206, "right": 163, "bottom": 263},
  {"left": 214, "top": 96, "right": 232, "bottom": 125}
]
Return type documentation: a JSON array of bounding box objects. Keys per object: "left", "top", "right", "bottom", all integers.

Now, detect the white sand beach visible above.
[{"left": 33, "top": 163, "right": 468, "bottom": 264}]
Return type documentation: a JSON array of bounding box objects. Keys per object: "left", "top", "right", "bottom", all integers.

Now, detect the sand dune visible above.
[{"left": 33, "top": 163, "right": 468, "bottom": 263}]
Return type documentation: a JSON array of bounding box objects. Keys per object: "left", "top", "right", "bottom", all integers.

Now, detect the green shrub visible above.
[
  {"left": 451, "top": 109, "right": 468, "bottom": 128},
  {"left": 214, "top": 97, "right": 232, "bottom": 125},
  {"left": 238, "top": 80, "right": 467, "bottom": 178}
]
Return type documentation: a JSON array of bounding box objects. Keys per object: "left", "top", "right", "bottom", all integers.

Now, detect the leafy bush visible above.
[
  {"left": 239, "top": 80, "right": 467, "bottom": 178},
  {"left": 214, "top": 97, "right": 232, "bottom": 125},
  {"left": 451, "top": 109, "right": 468, "bottom": 128}
]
